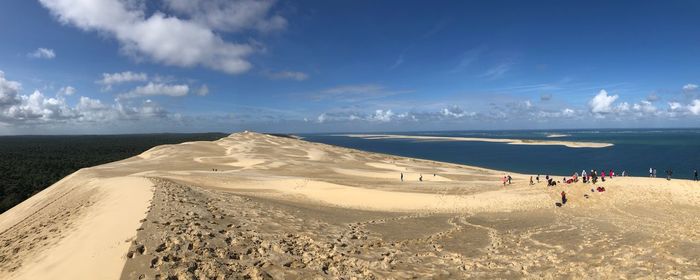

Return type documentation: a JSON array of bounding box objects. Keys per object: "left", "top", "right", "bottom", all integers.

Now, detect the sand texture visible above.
[{"left": 2, "top": 131, "right": 700, "bottom": 279}]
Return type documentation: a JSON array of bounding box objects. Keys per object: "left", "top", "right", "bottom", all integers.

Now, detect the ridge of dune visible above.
[{"left": 2, "top": 131, "right": 699, "bottom": 279}]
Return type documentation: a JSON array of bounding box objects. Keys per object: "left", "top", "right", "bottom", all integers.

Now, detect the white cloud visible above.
[
  {"left": 479, "top": 62, "right": 512, "bottom": 80},
  {"left": 616, "top": 102, "right": 630, "bottom": 113},
  {"left": 689, "top": 100, "right": 700, "bottom": 115},
  {"left": 39, "top": 0, "right": 268, "bottom": 74},
  {"left": 561, "top": 108, "right": 575, "bottom": 117},
  {"left": 266, "top": 71, "right": 309, "bottom": 81},
  {"left": 588, "top": 89, "right": 619, "bottom": 114},
  {"left": 368, "top": 109, "right": 394, "bottom": 122},
  {"left": 668, "top": 102, "right": 683, "bottom": 112},
  {"left": 163, "top": 0, "right": 286, "bottom": 32},
  {"left": 98, "top": 71, "right": 148, "bottom": 87},
  {"left": 58, "top": 86, "right": 76, "bottom": 96},
  {"left": 683, "top": 83, "right": 698, "bottom": 92},
  {"left": 314, "top": 106, "right": 479, "bottom": 124},
  {"left": 28, "top": 48, "right": 56, "bottom": 59},
  {"left": 3, "top": 90, "right": 76, "bottom": 122},
  {"left": 0, "top": 70, "right": 170, "bottom": 125},
  {"left": 632, "top": 100, "right": 657, "bottom": 115},
  {"left": 75, "top": 97, "right": 168, "bottom": 122},
  {"left": 440, "top": 106, "right": 472, "bottom": 118},
  {"left": 0, "top": 71, "right": 22, "bottom": 106},
  {"left": 317, "top": 113, "right": 326, "bottom": 123},
  {"left": 196, "top": 85, "right": 209, "bottom": 96},
  {"left": 119, "top": 82, "right": 190, "bottom": 99}
]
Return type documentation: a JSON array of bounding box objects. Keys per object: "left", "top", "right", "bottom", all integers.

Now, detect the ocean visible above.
[{"left": 301, "top": 129, "right": 700, "bottom": 180}]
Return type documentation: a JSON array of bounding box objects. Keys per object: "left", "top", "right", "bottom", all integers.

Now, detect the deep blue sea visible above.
[{"left": 301, "top": 129, "right": 700, "bottom": 180}]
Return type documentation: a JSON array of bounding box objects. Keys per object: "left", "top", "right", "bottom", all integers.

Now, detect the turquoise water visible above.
[{"left": 302, "top": 129, "right": 700, "bottom": 180}]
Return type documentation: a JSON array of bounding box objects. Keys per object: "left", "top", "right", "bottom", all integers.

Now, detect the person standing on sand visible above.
[
  {"left": 653, "top": 168, "right": 657, "bottom": 178},
  {"left": 592, "top": 170, "right": 597, "bottom": 184},
  {"left": 561, "top": 191, "right": 567, "bottom": 205},
  {"left": 508, "top": 175, "right": 512, "bottom": 185},
  {"left": 694, "top": 169, "right": 698, "bottom": 181},
  {"left": 419, "top": 174, "right": 423, "bottom": 182},
  {"left": 666, "top": 169, "right": 672, "bottom": 181},
  {"left": 502, "top": 176, "right": 507, "bottom": 186},
  {"left": 650, "top": 167, "right": 653, "bottom": 177},
  {"left": 530, "top": 176, "right": 534, "bottom": 185},
  {"left": 536, "top": 175, "right": 540, "bottom": 183},
  {"left": 400, "top": 172, "right": 404, "bottom": 182}
]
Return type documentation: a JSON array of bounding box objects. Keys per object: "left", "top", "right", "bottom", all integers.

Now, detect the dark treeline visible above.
[{"left": 0, "top": 133, "right": 228, "bottom": 213}]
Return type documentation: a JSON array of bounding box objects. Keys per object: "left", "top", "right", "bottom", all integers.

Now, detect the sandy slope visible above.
[{"left": 1, "top": 131, "right": 699, "bottom": 279}]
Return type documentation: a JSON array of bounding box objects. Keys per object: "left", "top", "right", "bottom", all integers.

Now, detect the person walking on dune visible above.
[{"left": 400, "top": 172, "right": 404, "bottom": 182}]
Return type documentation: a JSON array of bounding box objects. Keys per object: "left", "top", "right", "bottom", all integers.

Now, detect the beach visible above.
[{"left": 1, "top": 131, "right": 699, "bottom": 279}]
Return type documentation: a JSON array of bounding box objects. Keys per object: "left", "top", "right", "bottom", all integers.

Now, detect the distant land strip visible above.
[{"left": 340, "top": 134, "right": 614, "bottom": 148}]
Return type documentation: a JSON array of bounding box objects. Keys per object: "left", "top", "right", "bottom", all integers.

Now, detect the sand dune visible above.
[
  {"left": 342, "top": 134, "right": 613, "bottom": 148},
  {"left": 1, "top": 131, "right": 699, "bottom": 279}
]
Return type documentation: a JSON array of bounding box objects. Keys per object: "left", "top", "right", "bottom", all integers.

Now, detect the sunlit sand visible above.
[{"left": 1, "top": 132, "right": 698, "bottom": 279}]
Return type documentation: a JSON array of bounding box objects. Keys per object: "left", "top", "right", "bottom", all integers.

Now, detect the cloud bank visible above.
[
  {"left": 0, "top": 70, "right": 170, "bottom": 127},
  {"left": 39, "top": 0, "right": 286, "bottom": 74}
]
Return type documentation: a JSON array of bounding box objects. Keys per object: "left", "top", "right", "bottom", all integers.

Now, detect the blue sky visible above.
[{"left": 0, "top": 0, "right": 699, "bottom": 134}]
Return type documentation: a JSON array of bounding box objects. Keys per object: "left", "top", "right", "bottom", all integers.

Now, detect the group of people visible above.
[
  {"left": 502, "top": 175, "right": 513, "bottom": 186},
  {"left": 649, "top": 167, "right": 681, "bottom": 181},
  {"left": 649, "top": 167, "right": 699, "bottom": 181},
  {"left": 529, "top": 174, "right": 558, "bottom": 187},
  {"left": 579, "top": 169, "right": 620, "bottom": 184},
  {"left": 531, "top": 169, "right": 622, "bottom": 187}
]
